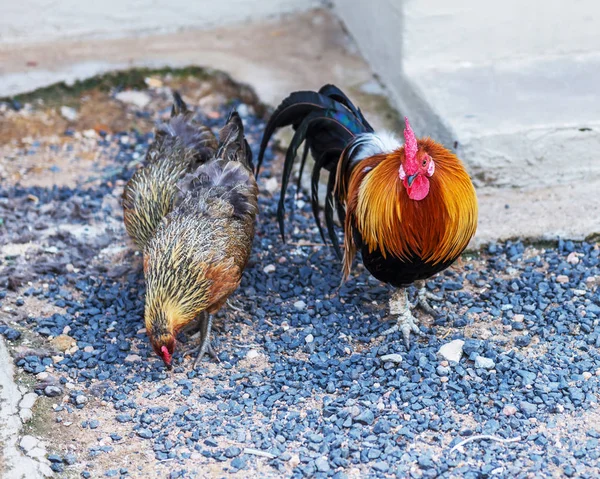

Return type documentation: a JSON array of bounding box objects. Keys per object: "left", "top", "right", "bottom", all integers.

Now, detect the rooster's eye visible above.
[{"left": 422, "top": 159, "right": 427, "bottom": 167}]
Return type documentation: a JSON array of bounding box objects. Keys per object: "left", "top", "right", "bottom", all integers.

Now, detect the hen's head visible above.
[
  {"left": 399, "top": 117, "right": 435, "bottom": 201},
  {"left": 147, "top": 319, "right": 176, "bottom": 369}
]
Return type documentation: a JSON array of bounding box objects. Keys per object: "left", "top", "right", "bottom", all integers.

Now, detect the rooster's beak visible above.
[{"left": 407, "top": 174, "right": 418, "bottom": 187}]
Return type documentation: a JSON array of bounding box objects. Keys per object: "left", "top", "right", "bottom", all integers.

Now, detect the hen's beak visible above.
[{"left": 407, "top": 173, "right": 418, "bottom": 187}]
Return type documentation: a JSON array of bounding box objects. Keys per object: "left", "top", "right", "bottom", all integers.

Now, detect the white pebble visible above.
[
  {"left": 305, "top": 334, "right": 314, "bottom": 344},
  {"left": 264, "top": 177, "right": 279, "bottom": 195},
  {"left": 583, "top": 371, "right": 592, "bottom": 380},
  {"left": 263, "top": 264, "right": 276, "bottom": 274},
  {"left": 115, "top": 90, "right": 151, "bottom": 108},
  {"left": 503, "top": 405, "right": 517, "bottom": 416},
  {"left": 246, "top": 349, "right": 260, "bottom": 360},
  {"left": 438, "top": 339, "right": 464, "bottom": 363},
  {"left": 294, "top": 300, "right": 306, "bottom": 311},
  {"left": 380, "top": 353, "right": 403, "bottom": 364},
  {"left": 474, "top": 356, "right": 495, "bottom": 370},
  {"left": 60, "top": 106, "right": 78, "bottom": 122},
  {"left": 124, "top": 354, "right": 141, "bottom": 363}
]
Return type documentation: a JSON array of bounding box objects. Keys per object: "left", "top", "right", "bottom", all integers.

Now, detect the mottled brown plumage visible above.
[
  {"left": 144, "top": 111, "right": 257, "bottom": 367},
  {"left": 122, "top": 92, "right": 218, "bottom": 249},
  {"left": 122, "top": 93, "right": 257, "bottom": 367}
]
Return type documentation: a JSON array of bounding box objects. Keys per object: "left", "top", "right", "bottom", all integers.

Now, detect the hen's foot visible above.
[
  {"left": 185, "top": 312, "right": 220, "bottom": 367},
  {"left": 381, "top": 289, "right": 423, "bottom": 349},
  {"left": 416, "top": 282, "right": 443, "bottom": 317},
  {"left": 187, "top": 341, "right": 219, "bottom": 368},
  {"left": 226, "top": 298, "right": 244, "bottom": 313}
]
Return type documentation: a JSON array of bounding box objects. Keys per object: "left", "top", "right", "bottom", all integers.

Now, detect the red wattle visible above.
[{"left": 406, "top": 175, "right": 430, "bottom": 201}]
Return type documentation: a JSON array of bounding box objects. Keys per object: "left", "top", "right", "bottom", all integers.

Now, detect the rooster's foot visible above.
[
  {"left": 416, "top": 282, "right": 443, "bottom": 317},
  {"left": 381, "top": 289, "right": 423, "bottom": 349}
]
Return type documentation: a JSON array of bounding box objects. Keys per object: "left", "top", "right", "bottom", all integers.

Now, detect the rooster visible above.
[
  {"left": 257, "top": 85, "right": 477, "bottom": 347},
  {"left": 123, "top": 94, "right": 257, "bottom": 367}
]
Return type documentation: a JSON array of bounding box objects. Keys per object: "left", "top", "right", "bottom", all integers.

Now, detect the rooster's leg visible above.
[
  {"left": 416, "top": 280, "right": 443, "bottom": 317},
  {"left": 381, "top": 288, "right": 422, "bottom": 348},
  {"left": 187, "top": 312, "right": 219, "bottom": 367}
]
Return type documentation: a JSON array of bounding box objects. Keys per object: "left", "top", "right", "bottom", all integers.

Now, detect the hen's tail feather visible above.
[
  {"left": 216, "top": 110, "right": 254, "bottom": 171},
  {"left": 171, "top": 91, "right": 189, "bottom": 117}
]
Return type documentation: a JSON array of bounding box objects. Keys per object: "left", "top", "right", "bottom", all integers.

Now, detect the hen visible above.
[{"left": 123, "top": 94, "right": 257, "bottom": 367}]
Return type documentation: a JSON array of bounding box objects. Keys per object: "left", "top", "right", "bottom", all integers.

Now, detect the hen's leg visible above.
[
  {"left": 381, "top": 288, "right": 422, "bottom": 348},
  {"left": 416, "top": 280, "right": 443, "bottom": 317},
  {"left": 185, "top": 311, "right": 219, "bottom": 366}
]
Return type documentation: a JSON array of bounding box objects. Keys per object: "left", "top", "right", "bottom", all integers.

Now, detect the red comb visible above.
[
  {"left": 403, "top": 117, "right": 418, "bottom": 167},
  {"left": 160, "top": 345, "right": 172, "bottom": 365}
]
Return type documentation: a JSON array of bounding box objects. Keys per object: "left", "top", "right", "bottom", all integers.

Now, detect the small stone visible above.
[
  {"left": 263, "top": 177, "right": 279, "bottom": 195},
  {"left": 583, "top": 372, "right": 592, "bottom": 380},
  {"left": 440, "top": 376, "right": 448, "bottom": 383},
  {"left": 43, "top": 385, "right": 62, "bottom": 398},
  {"left": 115, "top": 90, "right": 151, "bottom": 108},
  {"left": 294, "top": 300, "right": 306, "bottom": 311},
  {"left": 47, "top": 454, "right": 62, "bottom": 463},
  {"left": 566, "top": 252, "right": 579, "bottom": 264},
  {"left": 503, "top": 405, "right": 518, "bottom": 416},
  {"left": 246, "top": 349, "right": 260, "bottom": 360},
  {"left": 305, "top": 334, "right": 314, "bottom": 344},
  {"left": 137, "top": 428, "right": 152, "bottom": 439},
  {"left": 354, "top": 409, "right": 375, "bottom": 425},
  {"left": 224, "top": 446, "right": 241, "bottom": 458},
  {"left": 59, "top": 106, "right": 78, "bottom": 121},
  {"left": 144, "top": 77, "right": 163, "bottom": 88},
  {"left": 289, "top": 454, "right": 300, "bottom": 467},
  {"left": 380, "top": 353, "right": 403, "bottom": 364},
  {"left": 83, "top": 346, "right": 94, "bottom": 353},
  {"left": 75, "top": 394, "right": 88, "bottom": 405},
  {"left": 263, "top": 264, "right": 276, "bottom": 274},
  {"left": 51, "top": 334, "right": 76, "bottom": 352},
  {"left": 229, "top": 455, "right": 247, "bottom": 470},
  {"left": 64, "top": 453, "right": 77, "bottom": 465},
  {"left": 20, "top": 392, "right": 38, "bottom": 410},
  {"left": 124, "top": 354, "right": 141, "bottom": 363},
  {"left": 436, "top": 365, "right": 450, "bottom": 376},
  {"left": 315, "top": 457, "right": 330, "bottom": 472},
  {"left": 474, "top": 356, "right": 495, "bottom": 369},
  {"left": 556, "top": 275, "right": 569, "bottom": 284},
  {"left": 438, "top": 340, "right": 464, "bottom": 363},
  {"left": 519, "top": 401, "right": 537, "bottom": 415}
]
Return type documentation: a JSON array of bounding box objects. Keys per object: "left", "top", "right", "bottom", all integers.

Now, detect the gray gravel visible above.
[{"left": 1, "top": 86, "right": 599, "bottom": 478}]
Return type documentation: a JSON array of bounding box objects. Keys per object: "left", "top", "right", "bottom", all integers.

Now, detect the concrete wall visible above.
[
  {"left": 0, "top": 0, "right": 324, "bottom": 44},
  {"left": 332, "top": 0, "right": 600, "bottom": 190}
]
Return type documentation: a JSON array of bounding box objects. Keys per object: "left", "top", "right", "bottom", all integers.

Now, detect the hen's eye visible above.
[{"left": 422, "top": 159, "right": 427, "bottom": 166}]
